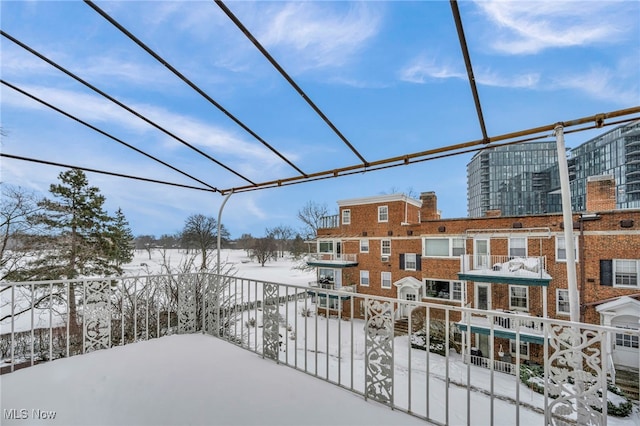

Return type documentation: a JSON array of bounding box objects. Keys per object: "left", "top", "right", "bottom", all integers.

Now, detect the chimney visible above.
[
  {"left": 485, "top": 209, "right": 502, "bottom": 217},
  {"left": 420, "top": 191, "right": 440, "bottom": 220},
  {"left": 586, "top": 175, "right": 616, "bottom": 212}
]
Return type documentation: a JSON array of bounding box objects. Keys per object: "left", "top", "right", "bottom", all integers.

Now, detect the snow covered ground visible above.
[{"left": 2, "top": 250, "right": 639, "bottom": 425}]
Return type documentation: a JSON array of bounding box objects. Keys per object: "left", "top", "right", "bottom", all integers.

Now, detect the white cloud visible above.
[
  {"left": 474, "top": 1, "right": 634, "bottom": 54},
  {"left": 399, "top": 54, "right": 539, "bottom": 89},
  {"left": 550, "top": 62, "right": 640, "bottom": 105},
  {"left": 399, "top": 55, "right": 465, "bottom": 84},
  {"left": 2, "top": 84, "right": 298, "bottom": 177},
  {"left": 256, "top": 2, "right": 382, "bottom": 71}
]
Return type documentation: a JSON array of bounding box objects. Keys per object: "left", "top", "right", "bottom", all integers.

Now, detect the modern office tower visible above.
[
  {"left": 467, "top": 141, "right": 560, "bottom": 217},
  {"left": 467, "top": 120, "right": 640, "bottom": 217}
]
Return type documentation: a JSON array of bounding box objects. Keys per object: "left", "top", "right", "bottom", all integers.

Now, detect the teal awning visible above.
[
  {"left": 457, "top": 273, "right": 550, "bottom": 287},
  {"left": 456, "top": 323, "right": 545, "bottom": 344},
  {"left": 306, "top": 261, "right": 358, "bottom": 268}
]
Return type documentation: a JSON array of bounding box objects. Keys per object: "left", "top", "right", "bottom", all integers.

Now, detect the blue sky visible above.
[{"left": 1, "top": 1, "right": 639, "bottom": 239}]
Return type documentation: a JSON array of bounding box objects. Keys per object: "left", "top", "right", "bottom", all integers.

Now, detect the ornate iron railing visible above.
[{"left": 2, "top": 273, "right": 637, "bottom": 425}]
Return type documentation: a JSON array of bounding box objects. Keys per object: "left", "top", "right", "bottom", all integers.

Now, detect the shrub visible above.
[{"left": 519, "top": 365, "right": 632, "bottom": 418}]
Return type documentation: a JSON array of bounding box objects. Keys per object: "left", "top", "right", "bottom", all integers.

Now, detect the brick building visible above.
[{"left": 307, "top": 176, "right": 640, "bottom": 381}]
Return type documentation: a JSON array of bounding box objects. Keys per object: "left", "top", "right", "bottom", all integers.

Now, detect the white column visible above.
[{"left": 555, "top": 125, "right": 580, "bottom": 323}]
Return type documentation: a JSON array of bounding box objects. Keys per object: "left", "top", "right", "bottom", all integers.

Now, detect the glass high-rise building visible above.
[{"left": 467, "top": 120, "right": 640, "bottom": 217}]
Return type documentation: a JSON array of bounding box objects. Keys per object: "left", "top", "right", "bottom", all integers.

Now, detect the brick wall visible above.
[
  {"left": 317, "top": 192, "right": 640, "bottom": 327},
  {"left": 586, "top": 175, "right": 616, "bottom": 212}
]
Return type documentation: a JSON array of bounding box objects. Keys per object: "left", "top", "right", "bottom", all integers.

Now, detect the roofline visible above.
[{"left": 337, "top": 193, "right": 422, "bottom": 208}]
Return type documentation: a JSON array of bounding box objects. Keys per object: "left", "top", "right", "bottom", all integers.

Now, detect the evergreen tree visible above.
[
  {"left": 29, "top": 169, "right": 116, "bottom": 279},
  {"left": 27, "top": 169, "right": 118, "bottom": 334},
  {"left": 107, "top": 208, "right": 134, "bottom": 272}
]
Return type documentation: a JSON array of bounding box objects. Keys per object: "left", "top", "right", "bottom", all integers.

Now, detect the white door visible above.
[
  {"left": 612, "top": 325, "right": 639, "bottom": 369},
  {"left": 474, "top": 239, "right": 490, "bottom": 269},
  {"left": 334, "top": 269, "right": 343, "bottom": 290},
  {"left": 400, "top": 287, "right": 418, "bottom": 318}
]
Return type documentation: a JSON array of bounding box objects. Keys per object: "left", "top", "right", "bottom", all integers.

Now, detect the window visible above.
[
  {"left": 318, "top": 296, "right": 340, "bottom": 310},
  {"left": 381, "top": 272, "right": 392, "bottom": 289},
  {"left": 556, "top": 289, "right": 570, "bottom": 315},
  {"left": 318, "top": 268, "right": 335, "bottom": 288},
  {"left": 318, "top": 241, "right": 333, "bottom": 253},
  {"left": 510, "top": 340, "right": 529, "bottom": 358},
  {"left": 614, "top": 259, "right": 639, "bottom": 287},
  {"left": 360, "top": 239, "right": 369, "bottom": 253},
  {"left": 404, "top": 253, "right": 417, "bottom": 270},
  {"left": 424, "top": 237, "right": 465, "bottom": 257},
  {"left": 342, "top": 209, "right": 351, "bottom": 225},
  {"left": 509, "top": 237, "right": 527, "bottom": 258},
  {"left": 381, "top": 239, "right": 391, "bottom": 255},
  {"left": 509, "top": 285, "right": 528, "bottom": 310},
  {"left": 452, "top": 238, "right": 465, "bottom": 256},
  {"left": 616, "top": 332, "right": 639, "bottom": 349},
  {"left": 360, "top": 270, "right": 369, "bottom": 287},
  {"left": 556, "top": 235, "right": 578, "bottom": 262},
  {"left": 425, "top": 279, "right": 463, "bottom": 301},
  {"left": 378, "top": 206, "right": 388, "bottom": 222}
]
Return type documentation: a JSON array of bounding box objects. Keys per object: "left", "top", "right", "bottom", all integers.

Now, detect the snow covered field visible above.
[{"left": 2, "top": 250, "right": 638, "bottom": 425}]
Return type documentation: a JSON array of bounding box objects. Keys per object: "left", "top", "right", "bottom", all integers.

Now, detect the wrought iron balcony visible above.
[{"left": 459, "top": 255, "right": 551, "bottom": 286}]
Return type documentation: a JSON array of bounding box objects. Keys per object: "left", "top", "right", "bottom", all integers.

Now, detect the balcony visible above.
[
  {"left": 457, "top": 309, "right": 545, "bottom": 344},
  {"left": 305, "top": 252, "right": 358, "bottom": 268},
  {"left": 1, "top": 274, "right": 635, "bottom": 424},
  {"left": 459, "top": 255, "right": 551, "bottom": 286}
]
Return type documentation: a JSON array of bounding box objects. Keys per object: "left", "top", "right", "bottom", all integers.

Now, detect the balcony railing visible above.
[
  {"left": 318, "top": 214, "right": 339, "bottom": 229},
  {"left": 460, "top": 255, "right": 551, "bottom": 283},
  {"left": 2, "top": 273, "right": 636, "bottom": 424},
  {"left": 306, "top": 252, "right": 357, "bottom": 265},
  {"left": 494, "top": 309, "right": 543, "bottom": 333},
  {"left": 460, "top": 309, "right": 545, "bottom": 340}
]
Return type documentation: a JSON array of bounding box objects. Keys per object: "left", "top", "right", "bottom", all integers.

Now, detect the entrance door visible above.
[
  {"left": 402, "top": 293, "right": 417, "bottom": 318},
  {"left": 476, "top": 283, "right": 491, "bottom": 310},
  {"left": 613, "top": 332, "right": 638, "bottom": 367}
]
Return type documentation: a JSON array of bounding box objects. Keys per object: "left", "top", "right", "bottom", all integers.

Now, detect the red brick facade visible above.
[{"left": 312, "top": 189, "right": 640, "bottom": 363}]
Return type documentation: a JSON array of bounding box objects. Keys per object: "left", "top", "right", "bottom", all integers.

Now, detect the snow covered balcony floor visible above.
[{"left": 1, "top": 334, "right": 424, "bottom": 426}]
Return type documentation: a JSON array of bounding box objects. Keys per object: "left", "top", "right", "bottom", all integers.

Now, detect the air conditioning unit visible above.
[{"left": 381, "top": 256, "right": 390, "bottom": 262}]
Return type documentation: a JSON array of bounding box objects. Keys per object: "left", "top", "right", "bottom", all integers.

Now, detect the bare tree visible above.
[
  {"left": 181, "top": 214, "right": 230, "bottom": 271},
  {"left": 251, "top": 237, "right": 276, "bottom": 267},
  {"left": 135, "top": 235, "right": 156, "bottom": 260},
  {"left": 297, "top": 201, "right": 330, "bottom": 239},
  {"left": 237, "top": 233, "right": 254, "bottom": 256},
  {"left": 0, "top": 184, "right": 43, "bottom": 282},
  {"left": 381, "top": 187, "right": 419, "bottom": 198},
  {"left": 265, "top": 225, "right": 294, "bottom": 258}
]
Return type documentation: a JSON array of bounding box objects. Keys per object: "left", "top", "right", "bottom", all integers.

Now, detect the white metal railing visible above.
[
  {"left": 318, "top": 215, "right": 339, "bottom": 229},
  {"left": 2, "top": 273, "right": 637, "bottom": 425},
  {"left": 493, "top": 310, "right": 544, "bottom": 333},
  {"left": 465, "top": 354, "right": 516, "bottom": 375},
  {"left": 307, "top": 252, "right": 357, "bottom": 263},
  {"left": 461, "top": 254, "right": 550, "bottom": 279}
]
